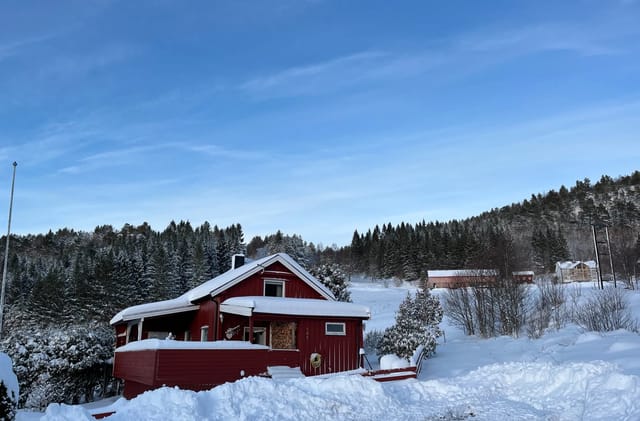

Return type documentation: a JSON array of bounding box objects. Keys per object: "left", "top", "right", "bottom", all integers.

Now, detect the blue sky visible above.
[{"left": 1, "top": 0, "right": 639, "bottom": 247}]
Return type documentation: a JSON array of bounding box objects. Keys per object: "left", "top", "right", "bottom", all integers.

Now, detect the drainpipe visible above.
[{"left": 212, "top": 297, "right": 220, "bottom": 341}]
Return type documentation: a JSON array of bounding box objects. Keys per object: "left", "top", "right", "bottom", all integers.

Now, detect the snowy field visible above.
[{"left": 19, "top": 279, "right": 640, "bottom": 420}]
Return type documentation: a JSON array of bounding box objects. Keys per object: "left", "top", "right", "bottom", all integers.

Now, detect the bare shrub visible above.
[
  {"left": 527, "top": 279, "right": 567, "bottom": 338},
  {"left": 444, "top": 287, "right": 476, "bottom": 335},
  {"left": 444, "top": 276, "right": 529, "bottom": 338},
  {"left": 573, "top": 287, "right": 639, "bottom": 332}
]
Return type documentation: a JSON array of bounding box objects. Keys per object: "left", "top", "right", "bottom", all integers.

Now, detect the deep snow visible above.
[{"left": 22, "top": 279, "right": 640, "bottom": 420}]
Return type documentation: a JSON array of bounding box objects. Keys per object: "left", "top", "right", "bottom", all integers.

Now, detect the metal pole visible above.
[
  {"left": 605, "top": 226, "right": 617, "bottom": 288},
  {"left": 0, "top": 161, "right": 17, "bottom": 339},
  {"left": 591, "top": 224, "right": 603, "bottom": 289}
]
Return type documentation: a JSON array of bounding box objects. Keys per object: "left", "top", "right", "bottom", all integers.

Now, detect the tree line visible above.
[{"left": 336, "top": 172, "right": 640, "bottom": 281}]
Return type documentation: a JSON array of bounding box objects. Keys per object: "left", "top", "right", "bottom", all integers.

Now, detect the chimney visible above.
[{"left": 231, "top": 254, "right": 245, "bottom": 270}]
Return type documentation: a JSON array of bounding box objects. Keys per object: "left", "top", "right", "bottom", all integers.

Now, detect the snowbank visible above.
[
  {"left": 40, "top": 360, "right": 640, "bottom": 420},
  {"left": 0, "top": 352, "right": 18, "bottom": 402},
  {"left": 379, "top": 354, "right": 410, "bottom": 370}
]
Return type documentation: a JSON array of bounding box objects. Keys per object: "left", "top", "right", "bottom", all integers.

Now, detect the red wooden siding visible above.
[
  {"left": 114, "top": 348, "right": 300, "bottom": 399},
  {"left": 113, "top": 350, "right": 158, "bottom": 386},
  {"left": 297, "top": 318, "right": 363, "bottom": 376},
  {"left": 218, "top": 262, "right": 325, "bottom": 300}
]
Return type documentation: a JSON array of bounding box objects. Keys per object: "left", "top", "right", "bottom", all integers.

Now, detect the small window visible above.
[
  {"left": 184, "top": 330, "right": 191, "bottom": 341},
  {"left": 264, "top": 279, "right": 284, "bottom": 297},
  {"left": 147, "top": 331, "right": 170, "bottom": 339},
  {"left": 200, "top": 326, "right": 209, "bottom": 342},
  {"left": 325, "top": 322, "right": 346, "bottom": 336},
  {"left": 243, "top": 327, "right": 267, "bottom": 345}
]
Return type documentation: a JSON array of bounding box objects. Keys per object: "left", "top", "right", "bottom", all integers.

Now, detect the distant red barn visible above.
[
  {"left": 111, "top": 253, "right": 370, "bottom": 399},
  {"left": 427, "top": 269, "right": 534, "bottom": 288}
]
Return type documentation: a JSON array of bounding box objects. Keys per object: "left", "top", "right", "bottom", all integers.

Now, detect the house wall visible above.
[
  {"left": 219, "top": 261, "right": 325, "bottom": 299},
  {"left": 218, "top": 314, "right": 364, "bottom": 376},
  {"left": 115, "top": 347, "right": 301, "bottom": 399},
  {"left": 296, "top": 317, "right": 363, "bottom": 376},
  {"left": 427, "top": 276, "right": 498, "bottom": 289}
]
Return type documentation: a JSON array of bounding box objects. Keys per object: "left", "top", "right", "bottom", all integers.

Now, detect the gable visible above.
[
  {"left": 187, "top": 253, "right": 335, "bottom": 302},
  {"left": 111, "top": 253, "right": 335, "bottom": 325},
  {"left": 212, "top": 261, "right": 326, "bottom": 302}
]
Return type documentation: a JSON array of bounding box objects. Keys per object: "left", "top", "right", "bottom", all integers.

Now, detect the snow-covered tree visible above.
[
  {"left": 1, "top": 324, "right": 115, "bottom": 409},
  {"left": 377, "top": 289, "right": 443, "bottom": 360},
  {"left": 310, "top": 264, "right": 351, "bottom": 302}
]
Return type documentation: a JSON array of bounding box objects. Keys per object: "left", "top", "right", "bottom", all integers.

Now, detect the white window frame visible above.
[
  {"left": 263, "top": 279, "right": 285, "bottom": 297},
  {"left": 147, "top": 331, "right": 171, "bottom": 339},
  {"left": 243, "top": 327, "right": 267, "bottom": 345},
  {"left": 325, "top": 322, "right": 346, "bottom": 336},
  {"left": 200, "top": 325, "right": 209, "bottom": 342}
]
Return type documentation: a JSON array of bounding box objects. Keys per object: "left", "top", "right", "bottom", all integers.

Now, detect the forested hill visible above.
[
  {"left": 1, "top": 221, "right": 245, "bottom": 328},
  {"left": 344, "top": 171, "right": 640, "bottom": 281}
]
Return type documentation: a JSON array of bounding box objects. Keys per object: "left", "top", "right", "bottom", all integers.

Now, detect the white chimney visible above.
[{"left": 231, "top": 254, "right": 245, "bottom": 270}]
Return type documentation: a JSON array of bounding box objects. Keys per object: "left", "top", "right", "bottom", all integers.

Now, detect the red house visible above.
[{"left": 110, "top": 253, "right": 370, "bottom": 398}]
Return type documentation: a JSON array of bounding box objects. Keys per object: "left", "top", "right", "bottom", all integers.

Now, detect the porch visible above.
[{"left": 113, "top": 339, "right": 300, "bottom": 399}]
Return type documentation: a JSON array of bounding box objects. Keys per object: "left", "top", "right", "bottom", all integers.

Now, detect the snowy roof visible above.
[
  {"left": 220, "top": 296, "right": 371, "bottom": 319},
  {"left": 186, "top": 253, "right": 335, "bottom": 302},
  {"left": 427, "top": 269, "right": 498, "bottom": 277},
  {"left": 110, "top": 298, "right": 198, "bottom": 325},
  {"left": 111, "top": 253, "right": 335, "bottom": 325},
  {"left": 115, "top": 338, "right": 269, "bottom": 352},
  {"left": 556, "top": 260, "right": 597, "bottom": 270},
  {"left": 512, "top": 271, "right": 535, "bottom": 275}
]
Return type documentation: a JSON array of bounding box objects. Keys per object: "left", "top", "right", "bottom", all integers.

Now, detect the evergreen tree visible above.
[
  {"left": 310, "top": 264, "right": 351, "bottom": 302},
  {"left": 377, "top": 289, "right": 443, "bottom": 360}
]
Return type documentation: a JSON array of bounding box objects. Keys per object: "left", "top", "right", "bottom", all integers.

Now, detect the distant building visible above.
[
  {"left": 512, "top": 271, "right": 535, "bottom": 283},
  {"left": 555, "top": 261, "right": 598, "bottom": 283},
  {"left": 426, "top": 269, "right": 498, "bottom": 288},
  {"left": 426, "top": 269, "right": 535, "bottom": 288}
]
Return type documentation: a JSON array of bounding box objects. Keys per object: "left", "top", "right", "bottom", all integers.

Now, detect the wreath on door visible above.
[{"left": 310, "top": 352, "right": 322, "bottom": 369}]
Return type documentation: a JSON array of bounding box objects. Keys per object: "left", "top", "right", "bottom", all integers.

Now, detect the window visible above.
[
  {"left": 264, "top": 279, "right": 285, "bottom": 297},
  {"left": 243, "top": 327, "right": 267, "bottom": 345},
  {"left": 325, "top": 322, "right": 346, "bottom": 336},
  {"left": 184, "top": 330, "right": 191, "bottom": 341},
  {"left": 200, "top": 326, "right": 209, "bottom": 342},
  {"left": 147, "top": 331, "right": 171, "bottom": 339}
]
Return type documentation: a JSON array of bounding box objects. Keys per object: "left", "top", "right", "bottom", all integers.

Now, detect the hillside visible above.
[{"left": 342, "top": 172, "right": 640, "bottom": 281}]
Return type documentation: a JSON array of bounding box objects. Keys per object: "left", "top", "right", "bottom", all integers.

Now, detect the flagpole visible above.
[{"left": 0, "top": 161, "right": 18, "bottom": 339}]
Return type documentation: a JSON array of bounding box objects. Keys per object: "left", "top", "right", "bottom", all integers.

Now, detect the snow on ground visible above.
[
  {"left": 0, "top": 351, "right": 19, "bottom": 402},
  {"left": 24, "top": 279, "right": 640, "bottom": 420}
]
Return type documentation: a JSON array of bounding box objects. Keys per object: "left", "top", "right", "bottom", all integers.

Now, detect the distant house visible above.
[
  {"left": 426, "top": 269, "right": 498, "bottom": 288},
  {"left": 111, "top": 253, "right": 370, "bottom": 399},
  {"left": 555, "top": 261, "right": 598, "bottom": 283},
  {"left": 512, "top": 271, "right": 535, "bottom": 283}
]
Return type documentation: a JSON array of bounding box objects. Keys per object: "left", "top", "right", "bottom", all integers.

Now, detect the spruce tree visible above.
[{"left": 377, "top": 289, "right": 443, "bottom": 360}]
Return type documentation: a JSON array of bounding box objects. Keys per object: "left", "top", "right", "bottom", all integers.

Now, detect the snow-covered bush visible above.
[
  {"left": 0, "top": 352, "right": 18, "bottom": 421},
  {"left": 311, "top": 264, "right": 351, "bottom": 302},
  {"left": 377, "top": 289, "right": 443, "bottom": 360},
  {"left": 1, "top": 324, "right": 115, "bottom": 410},
  {"left": 573, "top": 287, "right": 639, "bottom": 333},
  {"left": 364, "top": 330, "right": 383, "bottom": 355}
]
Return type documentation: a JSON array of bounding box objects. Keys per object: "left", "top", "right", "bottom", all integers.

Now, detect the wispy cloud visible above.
[
  {"left": 41, "top": 44, "right": 135, "bottom": 79},
  {"left": 459, "top": 22, "right": 629, "bottom": 57},
  {"left": 240, "top": 51, "right": 391, "bottom": 98},
  {"left": 0, "top": 33, "right": 56, "bottom": 61},
  {"left": 239, "top": 14, "right": 638, "bottom": 101},
  {"left": 57, "top": 143, "right": 171, "bottom": 174},
  {"left": 185, "top": 144, "right": 269, "bottom": 161}
]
